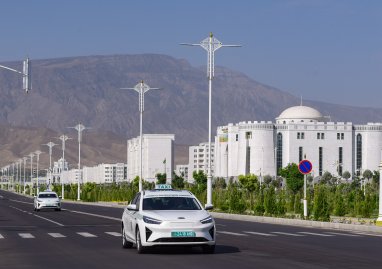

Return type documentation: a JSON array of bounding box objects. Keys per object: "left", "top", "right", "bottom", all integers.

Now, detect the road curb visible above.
[{"left": 211, "top": 212, "right": 382, "bottom": 234}]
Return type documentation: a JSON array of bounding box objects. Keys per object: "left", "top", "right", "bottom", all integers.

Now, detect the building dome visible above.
[{"left": 276, "top": 105, "right": 325, "bottom": 123}]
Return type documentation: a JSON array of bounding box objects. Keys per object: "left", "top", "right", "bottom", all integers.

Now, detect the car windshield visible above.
[
  {"left": 142, "top": 197, "right": 201, "bottom": 210},
  {"left": 38, "top": 193, "right": 57, "bottom": 198}
]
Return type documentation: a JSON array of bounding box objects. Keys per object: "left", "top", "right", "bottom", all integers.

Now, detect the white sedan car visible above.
[
  {"left": 33, "top": 191, "right": 61, "bottom": 211},
  {"left": 121, "top": 185, "right": 216, "bottom": 254}
]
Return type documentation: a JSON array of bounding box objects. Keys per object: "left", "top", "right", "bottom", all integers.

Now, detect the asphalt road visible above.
[{"left": 1, "top": 189, "right": 381, "bottom": 269}]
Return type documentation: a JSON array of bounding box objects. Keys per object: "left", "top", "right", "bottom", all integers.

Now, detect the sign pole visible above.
[
  {"left": 303, "top": 173, "right": 307, "bottom": 219},
  {"left": 299, "top": 159, "right": 312, "bottom": 220}
]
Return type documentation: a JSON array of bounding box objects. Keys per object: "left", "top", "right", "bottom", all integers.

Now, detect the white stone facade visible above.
[
  {"left": 127, "top": 134, "right": 174, "bottom": 182},
  {"left": 188, "top": 143, "right": 214, "bottom": 182},
  {"left": 214, "top": 105, "right": 382, "bottom": 180}
]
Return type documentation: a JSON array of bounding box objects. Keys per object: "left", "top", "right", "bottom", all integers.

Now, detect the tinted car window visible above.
[
  {"left": 38, "top": 193, "right": 57, "bottom": 198},
  {"left": 142, "top": 197, "right": 201, "bottom": 211}
]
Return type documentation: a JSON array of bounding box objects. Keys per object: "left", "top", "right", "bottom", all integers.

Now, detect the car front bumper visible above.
[{"left": 139, "top": 221, "right": 216, "bottom": 247}]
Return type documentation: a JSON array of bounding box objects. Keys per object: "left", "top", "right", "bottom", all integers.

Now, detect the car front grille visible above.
[{"left": 153, "top": 237, "right": 208, "bottom": 243}]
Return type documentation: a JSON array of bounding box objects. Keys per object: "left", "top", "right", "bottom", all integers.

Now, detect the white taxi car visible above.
[
  {"left": 121, "top": 185, "right": 216, "bottom": 254},
  {"left": 33, "top": 191, "right": 61, "bottom": 211}
]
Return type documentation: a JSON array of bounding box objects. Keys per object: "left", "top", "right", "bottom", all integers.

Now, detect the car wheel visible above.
[
  {"left": 122, "top": 225, "right": 133, "bottom": 249},
  {"left": 136, "top": 228, "right": 146, "bottom": 254},
  {"left": 202, "top": 244, "right": 215, "bottom": 254}
]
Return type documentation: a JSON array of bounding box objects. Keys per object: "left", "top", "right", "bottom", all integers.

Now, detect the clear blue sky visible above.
[{"left": 1, "top": 0, "right": 381, "bottom": 108}]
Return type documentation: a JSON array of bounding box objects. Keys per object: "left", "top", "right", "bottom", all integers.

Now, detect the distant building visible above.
[
  {"left": 52, "top": 158, "right": 69, "bottom": 184},
  {"left": 175, "top": 164, "right": 189, "bottom": 180},
  {"left": 214, "top": 105, "right": 382, "bottom": 181},
  {"left": 127, "top": 134, "right": 174, "bottom": 182},
  {"left": 62, "top": 163, "right": 127, "bottom": 185},
  {"left": 188, "top": 142, "right": 214, "bottom": 182}
]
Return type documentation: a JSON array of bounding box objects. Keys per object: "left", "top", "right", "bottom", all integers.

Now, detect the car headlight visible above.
[
  {"left": 143, "top": 216, "right": 162, "bottom": 225},
  {"left": 200, "top": 216, "right": 213, "bottom": 224},
  {"left": 37, "top": 199, "right": 43, "bottom": 203}
]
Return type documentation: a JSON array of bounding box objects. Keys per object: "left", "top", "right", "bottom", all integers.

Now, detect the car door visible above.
[
  {"left": 124, "top": 193, "right": 140, "bottom": 240},
  {"left": 130, "top": 193, "right": 141, "bottom": 241}
]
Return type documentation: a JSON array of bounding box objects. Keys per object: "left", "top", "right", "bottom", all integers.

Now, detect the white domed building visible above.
[{"left": 213, "top": 105, "right": 382, "bottom": 180}]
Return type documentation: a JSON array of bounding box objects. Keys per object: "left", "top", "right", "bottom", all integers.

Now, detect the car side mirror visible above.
[
  {"left": 127, "top": 204, "right": 137, "bottom": 211},
  {"left": 204, "top": 204, "right": 213, "bottom": 211},
  {"left": 59, "top": 196, "right": 62, "bottom": 199}
]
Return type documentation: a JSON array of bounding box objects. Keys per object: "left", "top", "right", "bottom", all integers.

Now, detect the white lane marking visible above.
[
  {"left": 9, "top": 199, "right": 33, "bottom": 205},
  {"left": 325, "top": 232, "right": 362, "bottom": 237},
  {"left": 0, "top": 234, "right": 4, "bottom": 239},
  {"left": 19, "top": 233, "right": 35, "bottom": 239},
  {"left": 298, "top": 232, "right": 334, "bottom": 237},
  {"left": 48, "top": 233, "right": 66, "bottom": 238},
  {"left": 272, "top": 232, "right": 305, "bottom": 237},
  {"left": 77, "top": 232, "right": 97, "bottom": 238},
  {"left": 105, "top": 232, "right": 121, "bottom": 237},
  {"left": 352, "top": 232, "right": 382, "bottom": 237},
  {"left": 66, "top": 210, "right": 120, "bottom": 221},
  {"left": 9, "top": 205, "right": 64, "bottom": 226},
  {"left": 218, "top": 231, "right": 248, "bottom": 236},
  {"left": 244, "top": 231, "right": 276, "bottom": 237},
  {"left": 32, "top": 214, "right": 64, "bottom": 227}
]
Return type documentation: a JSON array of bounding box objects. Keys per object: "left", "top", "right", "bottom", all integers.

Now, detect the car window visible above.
[
  {"left": 142, "top": 197, "right": 201, "bottom": 210},
  {"left": 38, "top": 193, "right": 57, "bottom": 198},
  {"left": 131, "top": 193, "right": 140, "bottom": 205},
  {"left": 135, "top": 193, "right": 141, "bottom": 210}
]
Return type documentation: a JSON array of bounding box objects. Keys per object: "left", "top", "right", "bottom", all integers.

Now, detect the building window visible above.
[
  {"left": 341, "top": 133, "right": 344, "bottom": 140},
  {"left": 246, "top": 131, "right": 252, "bottom": 139},
  {"left": 297, "top": 132, "right": 300, "bottom": 139},
  {"left": 276, "top": 133, "right": 283, "bottom": 175},
  {"left": 301, "top": 132, "right": 305, "bottom": 139},
  {"left": 317, "top": 133, "right": 320, "bottom": 139},
  {"left": 356, "top": 134, "right": 362, "bottom": 174},
  {"left": 194, "top": 149, "right": 197, "bottom": 152},
  {"left": 337, "top": 133, "right": 340, "bottom": 140},
  {"left": 246, "top": 146, "right": 251, "bottom": 175},
  {"left": 235, "top": 134, "right": 239, "bottom": 141},
  {"left": 299, "top": 147, "right": 303, "bottom": 162},
  {"left": 338, "top": 147, "right": 343, "bottom": 176},
  {"left": 319, "top": 147, "right": 323, "bottom": 176},
  {"left": 321, "top": 133, "right": 325, "bottom": 139}
]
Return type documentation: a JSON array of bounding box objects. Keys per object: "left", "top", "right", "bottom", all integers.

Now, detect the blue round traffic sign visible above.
[{"left": 298, "top": 160, "right": 313, "bottom": 174}]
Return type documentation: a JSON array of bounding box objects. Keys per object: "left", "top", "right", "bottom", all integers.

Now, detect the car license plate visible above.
[{"left": 171, "top": 231, "right": 196, "bottom": 237}]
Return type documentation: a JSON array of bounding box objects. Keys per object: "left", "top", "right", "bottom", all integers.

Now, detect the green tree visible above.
[
  {"left": 264, "top": 187, "right": 276, "bottom": 215},
  {"left": 313, "top": 185, "right": 330, "bottom": 221},
  {"left": 320, "top": 171, "right": 332, "bottom": 185},
  {"left": 213, "top": 177, "right": 227, "bottom": 189},
  {"left": 342, "top": 171, "right": 351, "bottom": 181},
  {"left": 239, "top": 174, "right": 259, "bottom": 210},
  {"left": 362, "top": 169, "right": 373, "bottom": 183},
  {"left": 333, "top": 188, "right": 346, "bottom": 216},
  {"left": 156, "top": 173, "right": 167, "bottom": 184},
  {"left": 193, "top": 170, "right": 207, "bottom": 192},
  {"left": 263, "top": 175, "right": 272, "bottom": 186},
  {"left": 172, "top": 174, "right": 185, "bottom": 189},
  {"left": 279, "top": 163, "right": 304, "bottom": 194}
]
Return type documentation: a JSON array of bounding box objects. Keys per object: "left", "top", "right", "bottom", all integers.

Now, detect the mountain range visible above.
[{"left": 1, "top": 54, "right": 381, "bottom": 168}]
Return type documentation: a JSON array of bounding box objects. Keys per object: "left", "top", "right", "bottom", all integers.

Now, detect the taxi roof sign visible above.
[{"left": 154, "top": 184, "right": 172, "bottom": 190}]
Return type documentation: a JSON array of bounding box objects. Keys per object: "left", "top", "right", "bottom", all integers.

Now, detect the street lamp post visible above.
[
  {"left": 18, "top": 159, "right": 22, "bottom": 192},
  {"left": 23, "top": 157, "right": 28, "bottom": 194},
  {"left": 120, "top": 81, "right": 160, "bottom": 192},
  {"left": 34, "top": 151, "right": 42, "bottom": 195},
  {"left": 181, "top": 33, "right": 240, "bottom": 206},
  {"left": 69, "top": 123, "right": 89, "bottom": 201},
  {"left": 0, "top": 57, "right": 32, "bottom": 93},
  {"left": 28, "top": 153, "right": 34, "bottom": 195},
  {"left": 58, "top": 135, "right": 70, "bottom": 199},
  {"left": 42, "top": 142, "right": 57, "bottom": 190}
]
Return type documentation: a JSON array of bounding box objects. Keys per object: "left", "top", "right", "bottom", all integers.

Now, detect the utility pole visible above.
[{"left": 58, "top": 135, "right": 70, "bottom": 199}]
